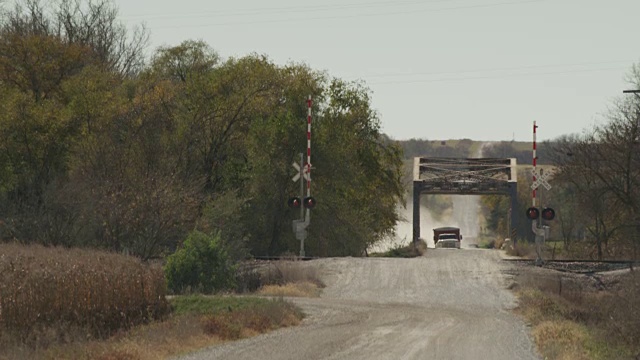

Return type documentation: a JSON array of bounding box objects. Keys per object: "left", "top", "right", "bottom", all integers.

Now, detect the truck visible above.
[{"left": 433, "top": 227, "right": 462, "bottom": 249}]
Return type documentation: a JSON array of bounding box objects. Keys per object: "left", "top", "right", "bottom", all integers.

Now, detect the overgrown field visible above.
[
  {"left": 0, "top": 245, "right": 307, "bottom": 359},
  {"left": 513, "top": 267, "right": 640, "bottom": 359},
  {"left": 1, "top": 295, "right": 303, "bottom": 360},
  {"left": 0, "top": 243, "right": 169, "bottom": 344}
]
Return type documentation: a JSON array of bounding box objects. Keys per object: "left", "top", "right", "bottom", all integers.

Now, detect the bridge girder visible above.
[{"left": 412, "top": 157, "right": 519, "bottom": 244}]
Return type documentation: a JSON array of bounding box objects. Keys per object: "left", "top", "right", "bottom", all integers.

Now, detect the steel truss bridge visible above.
[{"left": 412, "top": 157, "right": 519, "bottom": 243}]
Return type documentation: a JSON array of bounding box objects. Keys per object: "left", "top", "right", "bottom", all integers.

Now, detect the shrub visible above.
[
  {"left": 370, "top": 239, "right": 427, "bottom": 258},
  {"left": 261, "top": 261, "right": 325, "bottom": 287},
  {"left": 507, "top": 241, "right": 536, "bottom": 258},
  {"left": 234, "top": 262, "right": 263, "bottom": 293},
  {"left": 478, "top": 238, "right": 495, "bottom": 249},
  {"left": 164, "top": 231, "right": 236, "bottom": 294}
]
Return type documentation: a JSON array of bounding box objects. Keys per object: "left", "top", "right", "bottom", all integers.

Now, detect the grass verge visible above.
[
  {"left": 0, "top": 295, "right": 303, "bottom": 360},
  {"left": 513, "top": 270, "right": 640, "bottom": 359}
]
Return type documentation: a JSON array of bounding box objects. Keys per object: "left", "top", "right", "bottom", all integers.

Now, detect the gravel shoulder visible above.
[{"left": 176, "top": 249, "right": 539, "bottom": 360}]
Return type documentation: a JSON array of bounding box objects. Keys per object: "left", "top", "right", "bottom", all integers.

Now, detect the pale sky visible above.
[{"left": 116, "top": 0, "right": 640, "bottom": 142}]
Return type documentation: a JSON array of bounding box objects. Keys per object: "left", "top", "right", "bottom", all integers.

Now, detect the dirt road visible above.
[{"left": 177, "top": 249, "right": 539, "bottom": 360}]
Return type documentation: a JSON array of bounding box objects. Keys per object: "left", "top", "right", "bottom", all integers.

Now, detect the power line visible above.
[
  {"left": 122, "top": 0, "right": 467, "bottom": 20},
  {"left": 367, "top": 66, "right": 628, "bottom": 85},
  {"left": 347, "top": 60, "right": 635, "bottom": 80},
  {"left": 135, "top": 0, "right": 546, "bottom": 29}
]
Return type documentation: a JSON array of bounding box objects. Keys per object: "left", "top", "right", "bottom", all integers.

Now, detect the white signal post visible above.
[
  {"left": 303, "top": 95, "right": 313, "bottom": 257},
  {"left": 532, "top": 121, "right": 537, "bottom": 207},
  {"left": 306, "top": 95, "right": 312, "bottom": 198}
]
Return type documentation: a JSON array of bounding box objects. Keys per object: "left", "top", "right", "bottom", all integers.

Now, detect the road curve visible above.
[{"left": 176, "top": 249, "right": 539, "bottom": 360}]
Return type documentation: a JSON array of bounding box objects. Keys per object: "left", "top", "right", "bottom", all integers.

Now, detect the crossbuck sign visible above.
[
  {"left": 530, "top": 168, "right": 552, "bottom": 191},
  {"left": 292, "top": 161, "right": 310, "bottom": 182}
]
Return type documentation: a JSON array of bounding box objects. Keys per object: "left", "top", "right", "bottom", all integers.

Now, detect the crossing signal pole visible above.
[
  {"left": 530, "top": 121, "right": 555, "bottom": 265},
  {"left": 288, "top": 96, "right": 314, "bottom": 257}
]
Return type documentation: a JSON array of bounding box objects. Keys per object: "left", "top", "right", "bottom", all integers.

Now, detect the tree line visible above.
[
  {"left": 548, "top": 79, "right": 640, "bottom": 260},
  {"left": 0, "top": 0, "right": 404, "bottom": 259}
]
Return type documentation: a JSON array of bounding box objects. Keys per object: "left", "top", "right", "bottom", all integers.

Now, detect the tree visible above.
[
  {"left": 0, "top": 0, "right": 149, "bottom": 246},
  {"left": 551, "top": 111, "right": 639, "bottom": 259},
  {"left": 309, "top": 79, "right": 404, "bottom": 256},
  {"left": 68, "top": 74, "right": 201, "bottom": 259},
  {"left": 0, "top": 3, "right": 405, "bottom": 259}
]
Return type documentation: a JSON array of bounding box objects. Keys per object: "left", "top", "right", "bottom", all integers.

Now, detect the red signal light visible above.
[
  {"left": 288, "top": 197, "right": 301, "bottom": 209},
  {"left": 541, "top": 208, "right": 555, "bottom": 221},
  {"left": 303, "top": 196, "right": 316, "bottom": 209},
  {"left": 526, "top": 207, "right": 540, "bottom": 220}
]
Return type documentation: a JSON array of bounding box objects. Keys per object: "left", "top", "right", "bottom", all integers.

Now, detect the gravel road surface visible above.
[{"left": 177, "top": 249, "right": 539, "bottom": 360}]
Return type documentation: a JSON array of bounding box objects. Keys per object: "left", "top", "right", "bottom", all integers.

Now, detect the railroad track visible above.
[{"left": 502, "top": 258, "right": 639, "bottom": 274}]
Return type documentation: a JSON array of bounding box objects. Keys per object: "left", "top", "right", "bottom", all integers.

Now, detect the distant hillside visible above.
[{"left": 395, "top": 138, "right": 554, "bottom": 165}]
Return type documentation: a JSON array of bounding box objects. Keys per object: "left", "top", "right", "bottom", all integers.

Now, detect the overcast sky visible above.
[{"left": 115, "top": 0, "right": 639, "bottom": 142}]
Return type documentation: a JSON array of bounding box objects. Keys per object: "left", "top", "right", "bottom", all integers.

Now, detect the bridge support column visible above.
[
  {"left": 413, "top": 181, "right": 421, "bottom": 243},
  {"left": 509, "top": 182, "right": 518, "bottom": 244}
]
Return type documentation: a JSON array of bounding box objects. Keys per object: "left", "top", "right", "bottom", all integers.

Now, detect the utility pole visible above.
[
  {"left": 623, "top": 89, "right": 640, "bottom": 267},
  {"left": 623, "top": 89, "right": 640, "bottom": 142}
]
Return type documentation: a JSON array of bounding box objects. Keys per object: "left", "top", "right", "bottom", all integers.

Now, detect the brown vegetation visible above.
[
  {"left": 370, "top": 238, "right": 427, "bottom": 258},
  {"left": 260, "top": 260, "right": 325, "bottom": 287},
  {"left": 202, "top": 299, "right": 302, "bottom": 340},
  {"left": 0, "top": 243, "right": 169, "bottom": 345},
  {"left": 258, "top": 282, "right": 322, "bottom": 298},
  {"left": 1, "top": 296, "right": 303, "bottom": 360},
  {"left": 513, "top": 267, "right": 640, "bottom": 359},
  {"left": 506, "top": 241, "right": 536, "bottom": 258}
]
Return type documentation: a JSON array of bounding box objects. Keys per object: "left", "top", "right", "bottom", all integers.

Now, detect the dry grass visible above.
[
  {"left": 506, "top": 241, "right": 536, "bottom": 258},
  {"left": 3, "top": 314, "right": 215, "bottom": 360},
  {"left": 514, "top": 269, "right": 640, "bottom": 359},
  {"left": 258, "top": 281, "right": 322, "bottom": 297},
  {"left": 254, "top": 261, "right": 326, "bottom": 298},
  {"left": 0, "top": 246, "right": 307, "bottom": 359},
  {"left": 202, "top": 298, "right": 302, "bottom": 340},
  {"left": 0, "top": 243, "right": 168, "bottom": 345},
  {"left": 260, "top": 261, "right": 325, "bottom": 288},
  {"left": 370, "top": 239, "right": 427, "bottom": 258},
  {"left": 533, "top": 321, "right": 590, "bottom": 360},
  {"left": 0, "top": 296, "right": 303, "bottom": 360}
]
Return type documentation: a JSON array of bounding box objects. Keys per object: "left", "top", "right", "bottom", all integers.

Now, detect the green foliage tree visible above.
[
  {"left": 164, "top": 231, "right": 236, "bottom": 294},
  {"left": 308, "top": 79, "right": 404, "bottom": 256}
]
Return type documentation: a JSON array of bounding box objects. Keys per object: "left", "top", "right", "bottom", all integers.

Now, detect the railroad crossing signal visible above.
[
  {"left": 292, "top": 162, "right": 310, "bottom": 182},
  {"left": 526, "top": 207, "right": 555, "bottom": 221},
  {"left": 530, "top": 168, "right": 552, "bottom": 190}
]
